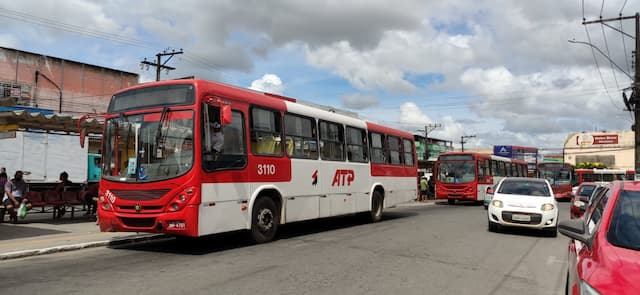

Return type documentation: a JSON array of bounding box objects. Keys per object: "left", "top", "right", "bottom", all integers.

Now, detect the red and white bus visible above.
[
  {"left": 573, "top": 168, "right": 634, "bottom": 184},
  {"left": 536, "top": 162, "right": 573, "bottom": 200},
  {"left": 94, "top": 79, "right": 417, "bottom": 243},
  {"left": 434, "top": 152, "right": 527, "bottom": 204}
]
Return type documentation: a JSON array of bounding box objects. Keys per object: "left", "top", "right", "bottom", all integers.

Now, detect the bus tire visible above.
[
  {"left": 249, "top": 197, "right": 279, "bottom": 244},
  {"left": 369, "top": 191, "right": 384, "bottom": 222},
  {"left": 447, "top": 199, "right": 455, "bottom": 205}
]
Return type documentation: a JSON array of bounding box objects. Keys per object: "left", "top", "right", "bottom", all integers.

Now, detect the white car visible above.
[{"left": 487, "top": 177, "right": 559, "bottom": 237}]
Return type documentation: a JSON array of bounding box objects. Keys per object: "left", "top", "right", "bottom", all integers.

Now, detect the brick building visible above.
[{"left": 0, "top": 46, "right": 138, "bottom": 115}]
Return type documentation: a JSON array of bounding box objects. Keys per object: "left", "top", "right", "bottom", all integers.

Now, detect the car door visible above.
[{"left": 567, "top": 188, "right": 609, "bottom": 293}]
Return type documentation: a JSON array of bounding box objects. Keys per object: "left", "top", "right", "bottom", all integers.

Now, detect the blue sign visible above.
[{"left": 494, "top": 145, "right": 513, "bottom": 158}]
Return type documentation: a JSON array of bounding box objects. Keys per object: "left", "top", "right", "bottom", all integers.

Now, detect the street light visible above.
[{"left": 460, "top": 135, "right": 476, "bottom": 152}]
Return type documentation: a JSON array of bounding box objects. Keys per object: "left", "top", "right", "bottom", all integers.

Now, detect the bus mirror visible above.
[
  {"left": 220, "top": 104, "right": 232, "bottom": 125},
  {"left": 79, "top": 128, "right": 87, "bottom": 148}
]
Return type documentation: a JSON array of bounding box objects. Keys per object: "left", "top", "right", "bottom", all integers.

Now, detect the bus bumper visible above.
[{"left": 98, "top": 205, "right": 199, "bottom": 237}]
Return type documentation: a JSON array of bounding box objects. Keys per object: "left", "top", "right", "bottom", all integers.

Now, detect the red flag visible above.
[{"left": 220, "top": 104, "right": 232, "bottom": 125}]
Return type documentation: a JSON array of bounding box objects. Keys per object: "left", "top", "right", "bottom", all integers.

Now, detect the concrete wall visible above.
[{"left": 0, "top": 47, "right": 139, "bottom": 115}]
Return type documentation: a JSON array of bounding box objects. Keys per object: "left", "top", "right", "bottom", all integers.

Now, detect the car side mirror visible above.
[
  {"left": 573, "top": 200, "right": 587, "bottom": 212},
  {"left": 487, "top": 188, "right": 494, "bottom": 194},
  {"left": 558, "top": 219, "right": 592, "bottom": 248}
]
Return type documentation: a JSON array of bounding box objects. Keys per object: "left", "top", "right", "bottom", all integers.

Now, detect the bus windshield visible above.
[
  {"left": 538, "top": 169, "right": 571, "bottom": 185},
  {"left": 103, "top": 109, "right": 194, "bottom": 182},
  {"left": 437, "top": 160, "right": 476, "bottom": 184}
]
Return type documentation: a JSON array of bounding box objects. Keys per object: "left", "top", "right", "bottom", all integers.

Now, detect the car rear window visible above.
[
  {"left": 607, "top": 190, "right": 640, "bottom": 251},
  {"left": 578, "top": 185, "right": 596, "bottom": 197},
  {"left": 498, "top": 180, "right": 550, "bottom": 196}
]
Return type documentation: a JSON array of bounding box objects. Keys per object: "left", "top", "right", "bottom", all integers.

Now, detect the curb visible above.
[{"left": 0, "top": 234, "right": 171, "bottom": 261}]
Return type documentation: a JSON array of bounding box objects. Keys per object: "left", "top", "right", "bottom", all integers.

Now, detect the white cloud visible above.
[
  {"left": 250, "top": 74, "right": 284, "bottom": 94},
  {"left": 340, "top": 93, "right": 379, "bottom": 110}
]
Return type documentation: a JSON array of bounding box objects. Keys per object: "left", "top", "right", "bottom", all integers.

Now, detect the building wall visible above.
[
  {"left": 563, "top": 131, "right": 634, "bottom": 170},
  {"left": 0, "top": 47, "right": 139, "bottom": 115}
]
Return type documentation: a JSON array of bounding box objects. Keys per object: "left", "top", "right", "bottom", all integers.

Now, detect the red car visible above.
[
  {"left": 560, "top": 181, "right": 640, "bottom": 295},
  {"left": 570, "top": 182, "right": 600, "bottom": 219}
]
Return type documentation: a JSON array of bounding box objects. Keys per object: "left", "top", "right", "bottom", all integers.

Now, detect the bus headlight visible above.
[
  {"left": 541, "top": 203, "right": 555, "bottom": 211},
  {"left": 491, "top": 200, "right": 503, "bottom": 208}
]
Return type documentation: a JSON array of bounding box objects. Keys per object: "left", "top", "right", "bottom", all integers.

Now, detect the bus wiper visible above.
[{"left": 155, "top": 107, "right": 169, "bottom": 158}]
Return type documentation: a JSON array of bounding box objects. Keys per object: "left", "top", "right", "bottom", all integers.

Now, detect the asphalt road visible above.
[{"left": 0, "top": 201, "right": 570, "bottom": 295}]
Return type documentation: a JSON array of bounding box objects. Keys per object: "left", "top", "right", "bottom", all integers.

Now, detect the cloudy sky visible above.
[{"left": 1, "top": 0, "right": 637, "bottom": 152}]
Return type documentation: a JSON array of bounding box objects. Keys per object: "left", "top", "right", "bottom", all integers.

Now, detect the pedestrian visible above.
[
  {"left": 0, "top": 167, "right": 6, "bottom": 174},
  {"left": 419, "top": 176, "right": 428, "bottom": 201},
  {"left": 0, "top": 171, "right": 7, "bottom": 190},
  {"left": 55, "top": 171, "right": 73, "bottom": 218},
  {"left": 3, "top": 170, "right": 31, "bottom": 223},
  {"left": 428, "top": 176, "right": 435, "bottom": 200},
  {"left": 84, "top": 183, "right": 99, "bottom": 218}
]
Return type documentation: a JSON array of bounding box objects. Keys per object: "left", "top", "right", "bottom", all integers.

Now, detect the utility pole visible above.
[
  {"left": 583, "top": 13, "right": 640, "bottom": 178},
  {"left": 140, "top": 48, "right": 184, "bottom": 81},
  {"left": 460, "top": 135, "right": 476, "bottom": 152},
  {"left": 416, "top": 123, "right": 442, "bottom": 160}
]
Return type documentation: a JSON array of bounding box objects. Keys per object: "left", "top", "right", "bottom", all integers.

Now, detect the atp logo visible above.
[
  {"left": 312, "top": 170, "right": 318, "bottom": 186},
  {"left": 332, "top": 169, "right": 355, "bottom": 186}
]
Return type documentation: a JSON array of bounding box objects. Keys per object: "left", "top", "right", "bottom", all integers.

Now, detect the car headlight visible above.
[
  {"left": 541, "top": 203, "right": 555, "bottom": 211},
  {"left": 491, "top": 200, "right": 503, "bottom": 208},
  {"left": 580, "top": 280, "right": 601, "bottom": 295}
]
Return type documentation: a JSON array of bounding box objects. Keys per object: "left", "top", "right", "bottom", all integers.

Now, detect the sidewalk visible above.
[
  {"left": 0, "top": 200, "right": 435, "bottom": 261},
  {"left": 0, "top": 211, "right": 167, "bottom": 260}
]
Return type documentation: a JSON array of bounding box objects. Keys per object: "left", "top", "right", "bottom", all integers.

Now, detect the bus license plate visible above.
[{"left": 512, "top": 214, "right": 531, "bottom": 222}]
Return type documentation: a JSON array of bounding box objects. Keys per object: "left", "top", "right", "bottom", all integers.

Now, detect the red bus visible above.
[
  {"left": 94, "top": 79, "right": 417, "bottom": 243},
  {"left": 434, "top": 152, "right": 527, "bottom": 204},
  {"left": 536, "top": 162, "right": 573, "bottom": 200},
  {"left": 573, "top": 169, "right": 634, "bottom": 184}
]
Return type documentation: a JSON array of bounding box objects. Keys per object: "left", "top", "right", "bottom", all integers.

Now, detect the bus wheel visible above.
[
  {"left": 250, "top": 197, "right": 279, "bottom": 244},
  {"left": 370, "top": 191, "right": 384, "bottom": 222},
  {"left": 447, "top": 199, "right": 455, "bottom": 205}
]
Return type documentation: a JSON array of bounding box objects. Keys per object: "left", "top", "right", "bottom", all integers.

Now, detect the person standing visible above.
[
  {"left": 3, "top": 170, "right": 31, "bottom": 223},
  {"left": 55, "top": 171, "right": 73, "bottom": 218},
  {"left": 427, "top": 176, "right": 435, "bottom": 200},
  {"left": 419, "top": 176, "right": 428, "bottom": 202}
]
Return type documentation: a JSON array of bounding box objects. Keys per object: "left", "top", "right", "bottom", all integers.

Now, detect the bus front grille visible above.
[
  {"left": 120, "top": 217, "right": 156, "bottom": 228},
  {"left": 111, "top": 189, "right": 170, "bottom": 201}
]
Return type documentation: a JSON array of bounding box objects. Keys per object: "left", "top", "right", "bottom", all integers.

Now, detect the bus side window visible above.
[
  {"left": 387, "top": 135, "right": 402, "bottom": 165},
  {"left": 369, "top": 132, "right": 386, "bottom": 164},
  {"left": 251, "top": 107, "right": 283, "bottom": 156},
  {"left": 202, "top": 105, "right": 247, "bottom": 171},
  {"left": 319, "top": 120, "right": 344, "bottom": 161},
  {"left": 346, "top": 126, "right": 368, "bottom": 163},
  {"left": 403, "top": 138, "right": 414, "bottom": 166},
  {"left": 284, "top": 113, "right": 317, "bottom": 159}
]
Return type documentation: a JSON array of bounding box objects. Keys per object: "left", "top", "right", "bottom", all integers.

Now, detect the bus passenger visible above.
[{"left": 211, "top": 122, "right": 224, "bottom": 153}]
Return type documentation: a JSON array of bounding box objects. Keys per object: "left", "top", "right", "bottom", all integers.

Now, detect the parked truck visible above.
[{"left": 0, "top": 131, "right": 100, "bottom": 185}]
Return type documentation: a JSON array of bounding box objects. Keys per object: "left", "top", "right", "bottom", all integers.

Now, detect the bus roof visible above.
[{"left": 112, "top": 79, "right": 414, "bottom": 138}]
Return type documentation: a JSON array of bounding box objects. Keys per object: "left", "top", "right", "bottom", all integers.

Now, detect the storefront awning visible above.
[{"left": 0, "top": 110, "right": 103, "bottom": 135}]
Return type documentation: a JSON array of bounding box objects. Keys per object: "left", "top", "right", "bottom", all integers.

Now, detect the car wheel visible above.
[
  {"left": 483, "top": 204, "right": 488, "bottom": 210},
  {"left": 249, "top": 197, "right": 279, "bottom": 244},
  {"left": 447, "top": 199, "right": 455, "bottom": 205},
  {"left": 369, "top": 191, "right": 384, "bottom": 222},
  {"left": 546, "top": 225, "right": 558, "bottom": 237}
]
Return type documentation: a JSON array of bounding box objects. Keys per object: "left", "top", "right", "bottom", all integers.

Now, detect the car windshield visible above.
[
  {"left": 607, "top": 190, "right": 640, "bottom": 251},
  {"left": 437, "top": 160, "right": 476, "bottom": 184},
  {"left": 497, "top": 180, "right": 550, "bottom": 196}
]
